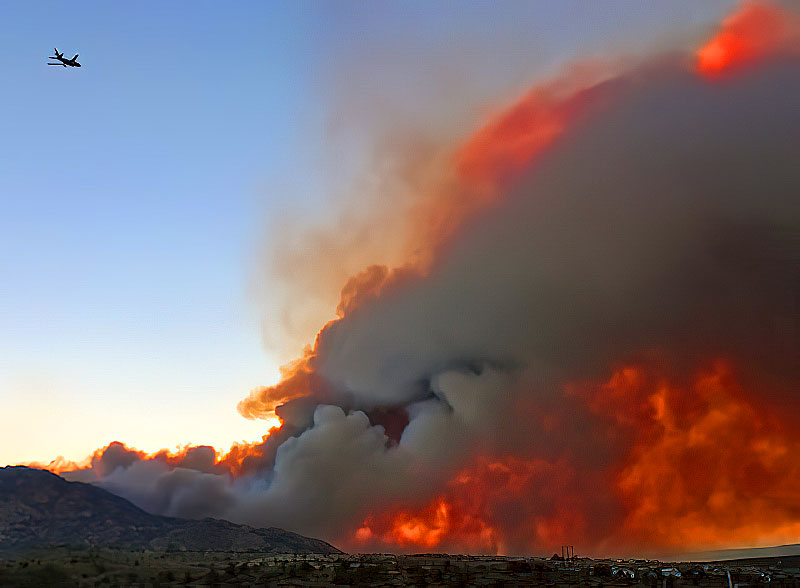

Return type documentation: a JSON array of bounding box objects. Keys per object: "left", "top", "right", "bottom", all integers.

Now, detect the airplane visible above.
[{"left": 48, "top": 48, "right": 81, "bottom": 68}]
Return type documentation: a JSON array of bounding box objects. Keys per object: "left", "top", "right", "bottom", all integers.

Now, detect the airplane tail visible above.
[{"left": 54, "top": 47, "right": 62, "bottom": 57}]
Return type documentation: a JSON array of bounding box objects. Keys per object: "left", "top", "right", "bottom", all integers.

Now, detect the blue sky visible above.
[{"left": 0, "top": 1, "right": 736, "bottom": 465}]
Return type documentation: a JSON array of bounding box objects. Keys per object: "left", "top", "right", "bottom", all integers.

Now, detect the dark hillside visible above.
[{"left": 0, "top": 466, "right": 340, "bottom": 555}]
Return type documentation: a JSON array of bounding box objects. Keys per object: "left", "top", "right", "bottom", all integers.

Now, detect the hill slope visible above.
[
  {"left": 0, "top": 466, "right": 340, "bottom": 555},
  {"left": 674, "top": 543, "right": 800, "bottom": 563}
]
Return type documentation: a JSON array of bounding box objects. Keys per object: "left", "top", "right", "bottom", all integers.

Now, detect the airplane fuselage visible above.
[
  {"left": 51, "top": 57, "right": 80, "bottom": 67},
  {"left": 48, "top": 49, "right": 80, "bottom": 67}
]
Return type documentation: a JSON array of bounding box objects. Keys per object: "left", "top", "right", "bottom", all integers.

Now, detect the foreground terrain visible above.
[
  {"left": 1, "top": 549, "right": 799, "bottom": 587},
  {"left": 3, "top": 467, "right": 800, "bottom": 586}
]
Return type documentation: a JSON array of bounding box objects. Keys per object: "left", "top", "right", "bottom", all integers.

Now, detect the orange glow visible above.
[
  {"left": 356, "top": 494, "right": 495, "bottom": 553},
  {"left": 350, "top": 361, "right": 800, "bottom": 555},
  {"left": 37, "top": 428, "right": 283, "bottom": 479},
  {"left": 245, "top": 0, "right": 800, "bottom": 429},
  {"left": 238, "top": 265, "right": 421, "bottom": 421},
  {"left": 238, "top": 65, "right": 622, "bottom": 423},
  {"left": 353, "top": 456, "right": 586, "bottom": 554},
  {"left": 27, "top": 454, "right": 94, "bottom": 475},
  {"left": 386, "top": 499, "right": 452, "bottom": 548},
  {"left": 604, "top": 362, "right": 800, "bottom": 550},
  {"left": 404, "top": 65, "right": 617, "bottom": 268},
  {"left": 238, "top": 346, "right": 321, "bottom": 420},
  {"left": 577, "top": 361, "right": 800, "bottom": 552},
  {"left": 455, "top": 65, "right": 613, "bottom": 190},
  {"left": 696, "top": 1, "right": 799, "bottom": 76}
]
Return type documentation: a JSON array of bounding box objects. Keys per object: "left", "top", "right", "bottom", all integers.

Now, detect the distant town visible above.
[{"left": 2, "top": 547, "right": 799, "bottom": 587}]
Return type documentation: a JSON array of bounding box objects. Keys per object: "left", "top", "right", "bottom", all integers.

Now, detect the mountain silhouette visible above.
[{"left": 0, "top": 466, "right": 340, "bottom": 554}]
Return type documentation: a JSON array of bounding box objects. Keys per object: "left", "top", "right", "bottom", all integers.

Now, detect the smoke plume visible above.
[{"left": 49, "top": 1, "right": 800, "bottom": 557}]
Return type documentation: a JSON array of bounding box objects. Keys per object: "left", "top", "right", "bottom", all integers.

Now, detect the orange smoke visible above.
[
  {"left": 350, "top": 360, "right": 800, "bottom": 555},
  {"left": 242, "top": 1, "right": 800, "bottom": 555},
  {"left": 248, "top": 0, "right": 800, "bottom": 427},
  {"left": 239, "top": 264, "right": 422, "bottom": 420},
  {"left": 602, "top": 362, "right": 800, "bottom": 551},
  {"left": 360, "top": 498, "right": 456, "bottom": 549},
  {"left": 40, "top": 432, "right": 281, "bottom": 480},
  {"left": 238, "top": 346, "right": 321, "bottom": 420},
  {"left": 29, "top": 455, "right": 94, "bottom": 475},
  {"left": 455, "top": 64, "right": 615, "bottom": 190},
  {"left": 406, "top": 64, "right": 620, "bottom": 271},
  {"left": 354, "top": 455, "right": 589, "bottom": 554},
  {"left": 239, "top": 65, "right": 623, "bottom": 422},
  {"left": 696, "top": 1, "right": 800, "bottom": 76}
]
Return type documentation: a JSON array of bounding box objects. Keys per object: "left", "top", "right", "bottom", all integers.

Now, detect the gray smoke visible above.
[{"left": 65, "top": 58, "right": 800, "bottom": 554}]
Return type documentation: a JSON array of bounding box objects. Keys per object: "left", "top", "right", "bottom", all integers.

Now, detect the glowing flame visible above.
[
  {"left": 353, "top": 456, "right": 586, "bottom": 554},
  {"left": 350, "top": 361, "right": 800, "bottom": 555},
  {"left": 603, "top": 362, "right": 800, "bottom": 550},
  {"left": 696, "top": 1, "right": 798, "bottom": 76}
]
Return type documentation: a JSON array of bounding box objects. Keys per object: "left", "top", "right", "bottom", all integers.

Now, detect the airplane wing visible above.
[{"left": 72, "top": 54, "right": 79, "bottom": 60}]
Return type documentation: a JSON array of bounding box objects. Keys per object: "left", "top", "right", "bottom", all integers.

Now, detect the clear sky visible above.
[{"left": 0, "top": 1, "right": 736, "bottom": 465}]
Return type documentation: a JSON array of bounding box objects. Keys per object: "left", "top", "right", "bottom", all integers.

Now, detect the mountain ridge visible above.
[
  {"left": 0, "top": 466, "right": 341, "bottom": 555},
  {"left": 671, "top": 543, "right": 800, "bottom": 563}
]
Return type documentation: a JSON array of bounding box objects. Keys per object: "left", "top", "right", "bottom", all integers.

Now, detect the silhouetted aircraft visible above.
[{"left": 48, "top": 48, "right": 80, "bottom": 68}]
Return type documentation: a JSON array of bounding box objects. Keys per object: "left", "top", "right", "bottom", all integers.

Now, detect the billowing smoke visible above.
[{"left": 56, "top": 2, "right": 799, "bottom": 557}]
